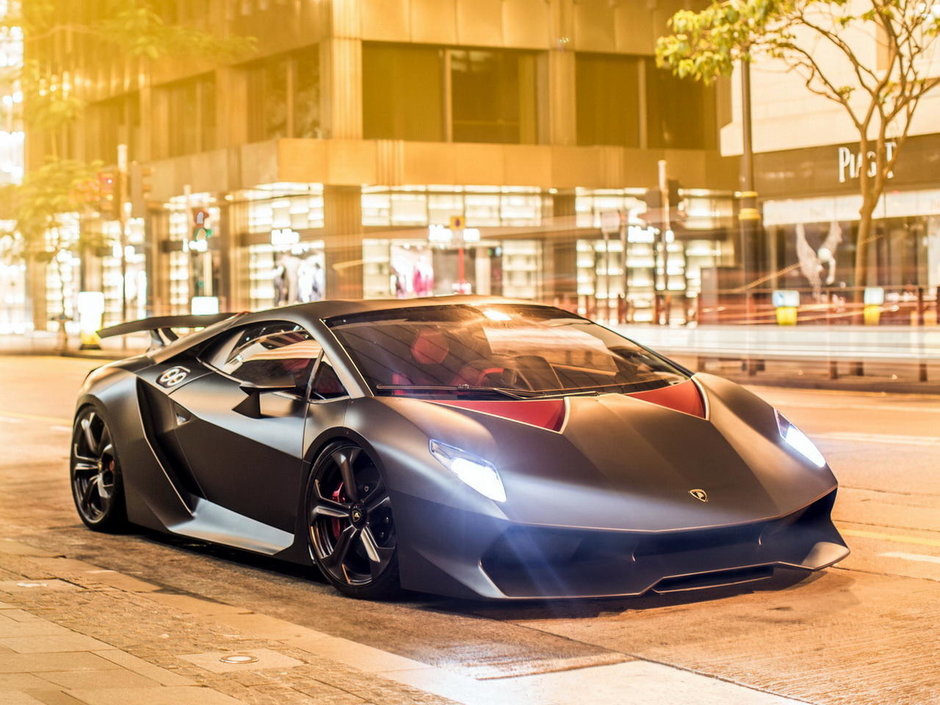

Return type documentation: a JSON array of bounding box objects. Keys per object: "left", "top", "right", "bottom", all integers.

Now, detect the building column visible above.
[
  {"left": 538, "top": 1, "right": 577, "bottom": 145},
  {"left": 320, "top": 0, "right": 362, "bottom": 140},
  {"left": 548, "top": 191, "right": 579, "bottom": 302},
  {"left": 324, "top": 186, "right": 363, "bottom": 298}
]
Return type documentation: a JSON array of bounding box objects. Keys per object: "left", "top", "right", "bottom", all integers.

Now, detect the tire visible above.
[
  {"left": 70, "top": 406, "right": 127, "bottom": 532},
  {"left": 305, "top": 440, "right": 400, "bottom": 599}
]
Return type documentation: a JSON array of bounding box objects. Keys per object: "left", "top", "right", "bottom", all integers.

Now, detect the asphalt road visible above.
[{"left": 0, "top": 355, "right": 937, "bottom": 705}]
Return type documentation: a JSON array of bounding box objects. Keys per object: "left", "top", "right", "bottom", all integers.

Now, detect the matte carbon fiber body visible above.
[{"left": 74, "top": 297, "right": 849, "bottom": 600}]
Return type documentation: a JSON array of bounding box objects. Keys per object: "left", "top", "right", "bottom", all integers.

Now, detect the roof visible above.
[{"left": 270, "top": 295, "right": 552, "bottom": 321}]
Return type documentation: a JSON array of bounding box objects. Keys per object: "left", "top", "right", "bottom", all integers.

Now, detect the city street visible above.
[{"left": 0, "top": 355, "right": 938, "bottom": 705}]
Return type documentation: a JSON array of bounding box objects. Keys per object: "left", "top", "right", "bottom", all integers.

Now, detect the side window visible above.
[
  {"left": 204, "top": 323, "right": 322, "bottom": 395},
  {"left": 311, "top": 354, "right": 347, "bottom": 400}
]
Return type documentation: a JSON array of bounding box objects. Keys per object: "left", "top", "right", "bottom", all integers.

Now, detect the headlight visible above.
[
  {"left": 429, "top": 440, "right": 506, "bottom": 503},
  {"left": 775, "top": 410, "right": 826, "bottom": 468}
]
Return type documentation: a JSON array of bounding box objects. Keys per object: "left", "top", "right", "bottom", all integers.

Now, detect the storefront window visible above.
[
  {"left": 501, "top": 240, "right": 541, "bottom": 299},
  {"left": 166, "top": 194, "right": 220, "bottom": 313},
  {"left": 360, "top": 237, "right": 542, "bottom": 301},
  {"left": 575, "top": 189, "right": 645, "bottom": 228},
  {"left": 390, "top": 193, "right": 428, "bottom": 225},
  {"left": 100, "top": 218, "right": 146, "bottom": 326},
  {"left": 362, "top": 186, "right": 541, "bottom": 228},
  {"left": 242, "top": 186, "right": 325, "bottom": 233}
]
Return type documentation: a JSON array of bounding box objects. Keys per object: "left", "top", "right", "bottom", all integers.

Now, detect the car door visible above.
[{"left": 166, "top": 322, "right": 320, "bottom": 532}]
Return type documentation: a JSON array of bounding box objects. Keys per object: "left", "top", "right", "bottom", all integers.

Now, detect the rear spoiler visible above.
[{"left": 98, "top": 313, "right": 239, "bottom": 349}]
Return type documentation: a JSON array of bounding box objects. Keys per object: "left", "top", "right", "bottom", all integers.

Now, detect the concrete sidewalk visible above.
[{"left": 0, "top": 537, "right": 808, "bottom": 705}]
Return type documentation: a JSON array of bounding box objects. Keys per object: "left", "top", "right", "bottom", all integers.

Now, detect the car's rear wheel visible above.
[
  {"left": 306, "top": 441, "right": 400, "bottom": 599},
  {"left": 70, "top": 407, "right": 127, "bottom": 532}
]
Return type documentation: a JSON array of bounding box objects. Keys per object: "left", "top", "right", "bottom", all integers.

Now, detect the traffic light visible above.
[
  {"left": 97, "top": 169, "right": 119, "bottom": 219},
  {"left": 129, "top": 162, "right": 154, "bottom": 217},
  {"left": 639, "top": 182, "right": 685, "bottom": 226}
]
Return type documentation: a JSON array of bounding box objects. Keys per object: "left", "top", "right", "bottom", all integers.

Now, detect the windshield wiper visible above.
[{"left": 375, "top": 384, "right": 532, "bottom": 400}]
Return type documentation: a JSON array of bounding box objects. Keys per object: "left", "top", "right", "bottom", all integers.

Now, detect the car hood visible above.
[{"left": 374, "top": 373, "right": 837, "bottom": 531}]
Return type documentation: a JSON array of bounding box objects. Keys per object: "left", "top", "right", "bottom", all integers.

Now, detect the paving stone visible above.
[
  {"left": 0, "top": 691, "right": 48, "bottom": 705},
  {"left": 0, "top": 581, "right": 79, "bottom": 594},
  {"left": 37, "top": 669, "right": 160, "bottom": 690},
  {"left": 0, "top": 634, "right": 113, "bottom": 654},
  {"left": 0, "top": 673, "right": 50, "bottom": 689},
  {"left": 0, "top": 615, "right": 72, "bottom": 639},
  {"left": 65, "top": 685, "right": 248, "bottom": 705},
  {"left": 209, "top": 613, "right": 323, "bottom": 641},
  {"left": 0, "top": 652, "right": 120, "bottom": 674},
  {"left": 143, "top": 594, "right": 250, "bottom": 618},
  {"left": 178, "top": 649, "right": 305, "bottom": 674},
  {"left": 288, "top": 633, "right": 430, "bottom": 674},
  {"left": 18, "top": 691, "right": 88, "bottom": 705},
  {"left": 0, "top": 541, "right": 57, "bottom": 558},
  {"left": 79, "top": 572, "right": 161, "bottom": 593},
  {"left": 93, "top": 650, "right": 195, "bottom": 687}
]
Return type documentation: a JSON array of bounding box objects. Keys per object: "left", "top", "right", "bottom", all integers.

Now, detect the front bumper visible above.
[{"left": 393, "top": 490, "right": 848, "bottom": 600}]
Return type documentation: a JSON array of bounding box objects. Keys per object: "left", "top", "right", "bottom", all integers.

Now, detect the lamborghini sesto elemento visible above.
[{"left": 71, "top": 297, "right": 849, "bottom": 600}]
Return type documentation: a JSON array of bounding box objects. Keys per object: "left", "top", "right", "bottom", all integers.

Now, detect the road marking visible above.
[
  {"left": 880, "top": 552, "right": 940, "bottom": 565},
  {"left": 0, "top": 410, "right": 71, "bottom": 425},
  {"left": 843, "top": 528, "right": 940, "bottom": 548},
  {"left": 817, "top": 432, "right": 940, "bottom": 447}
]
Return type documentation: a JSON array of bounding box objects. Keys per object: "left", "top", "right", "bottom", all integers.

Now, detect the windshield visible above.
[{"left": 328, "top": 304, "right": 689, "bottom": 399}]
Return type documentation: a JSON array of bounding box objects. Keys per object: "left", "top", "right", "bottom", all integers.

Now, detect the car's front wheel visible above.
[
  {"left": 305, "top": 441, "right": 399, "bottom": 599},
  {"left": 70, "top": 407, "right": 127, "bottom": 532}
]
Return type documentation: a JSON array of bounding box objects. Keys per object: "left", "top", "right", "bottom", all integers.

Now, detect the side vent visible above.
[{"left": 136, "top": 379, "right": 205, "bottom": 503}]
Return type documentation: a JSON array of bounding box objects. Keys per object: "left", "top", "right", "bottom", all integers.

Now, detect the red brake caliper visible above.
[{"left": 331, "top": 484, "right": 346, "bottom": 539}]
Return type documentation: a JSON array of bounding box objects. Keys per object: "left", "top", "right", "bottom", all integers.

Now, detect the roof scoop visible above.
[{"left": 627, "top": 380, "right": 705, "bottom": 418}]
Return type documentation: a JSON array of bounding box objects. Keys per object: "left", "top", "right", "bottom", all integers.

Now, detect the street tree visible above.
[
  {"left": 1, "top": 1, "right": 254, "bottom": 333},
  {"left": 8, "top": 159, "right": 103, "bottom": 347},
  {"left": 655, "top": 0, "right": 940, "bottom": 287}
]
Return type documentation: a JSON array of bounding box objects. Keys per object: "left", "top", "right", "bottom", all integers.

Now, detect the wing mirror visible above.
[{"left": 234, "top": 380, "right": 298, "bottom": 418}]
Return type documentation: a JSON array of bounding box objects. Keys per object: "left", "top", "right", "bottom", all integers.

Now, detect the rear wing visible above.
[{"left": 98, "top": 313, "right": 239, "bottom": 349}]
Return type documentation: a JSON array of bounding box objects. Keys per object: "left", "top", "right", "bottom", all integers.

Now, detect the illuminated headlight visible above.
[
  {"left": 775, "top": 410, "right": 826, "bottom": 468},
  {"left": 429, "top": 440, "right": 506, "bottom": 503}
]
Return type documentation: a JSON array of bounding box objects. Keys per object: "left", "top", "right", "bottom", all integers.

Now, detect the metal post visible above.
[
  {"left": 657, "top": 160, "right": 670, "bottom": 325},
  {"left": 117, "top": 145, "right": 129, "bottom": 336}
]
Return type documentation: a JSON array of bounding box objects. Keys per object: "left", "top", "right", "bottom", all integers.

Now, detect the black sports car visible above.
[{"left": 71, "top": 297, "right": 848, "bottom": 600}]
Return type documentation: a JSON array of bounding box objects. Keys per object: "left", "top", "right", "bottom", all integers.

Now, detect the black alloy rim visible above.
[
  {"left": 71, "top": 410, "right": 117, "bottom": 524},
  {"left": 308, "top": 445, "right": 396, "bottom": 586}
]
